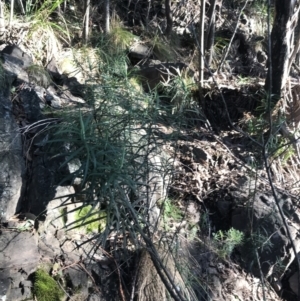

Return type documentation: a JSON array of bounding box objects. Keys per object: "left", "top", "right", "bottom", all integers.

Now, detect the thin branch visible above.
[
  {"left": 218, "top": 0, "right": 250, "bottom": 72},
  {"left": 263, "top": 150, "right": 300, "bottom": 301}
]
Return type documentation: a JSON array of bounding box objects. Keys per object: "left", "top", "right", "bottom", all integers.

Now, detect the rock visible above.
[
  {"left": 0, "top": 231, "right": 39, "bottom": 301},
  {"left": 38, "top": 225, "right": 61, "bottom": 259},
  {"left": 137, "top": 62, "right": 193, "bottom": 91},
  {"left": 1, "top": 53, "right": 29, "bottom": 84},
  {"left": 232, "top": 193, "right": 300, "bottom": 278},
  {"left": 87, "top": 294, "right": 101, "bottom": 301},
  {"left": 129, "top": 42, "right": 151, "bottom": 63},
  {"left": 64, "top": 265, "right": 88, "bottom": 297},
  {"left": 0, "top": 92, "right": 24, "bottom": 221},
  {"left": 44, "top": 186, "right": 75, "bottom": 230},
  {"left": 289, "top": 272, "right": 298, "bottom": 295},
  {"left": 18, "top": 88, "right": 44, "bottom": 121},
  {"left": 0, "top": 271, "right": 11, "bottom": 301},
  {"left": 46, "top": 56, "right": 63, "bottom": 83},
  {"left": 1, "top": 45, "right": 33, "bottom": 68},
  {"left": 0, "top": 231, "right": 39, "bottom": 272},
  {"left": 62, "top": 76, "right": 85, "bottom": 97}
]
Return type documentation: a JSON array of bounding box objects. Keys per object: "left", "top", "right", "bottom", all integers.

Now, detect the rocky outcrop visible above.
[
  {"left": 0, "top": 45, "right": 176, "bottom": 301},
  {"left": 0, "top": 45, "right": 99, "bottom": 301},
  {"left": 232, "top": 192, "right": 300, "bottom": 281},
  {"left": 0, "top": 231, "right": 39, "bottom": 301},
  {"left": 0, "top": 52, "right": 25, "bottom": 221}
]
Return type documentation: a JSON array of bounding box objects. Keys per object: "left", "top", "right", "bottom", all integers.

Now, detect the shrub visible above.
[{"left": 213, "top": 228, "right": 244, "bottom": 259}]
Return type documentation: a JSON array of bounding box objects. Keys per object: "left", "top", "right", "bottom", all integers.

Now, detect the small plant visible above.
[
  {"left": 162, "top": 69, "right": 197, "bottom": 114},
  {"left": 160, "top": 198, "right": 183, "bottom": 230},
  {"left": 272, "top": 141, "right": 295, "bottom": 165},
  {"left": 213, "top": 228, "right": 244, "bottom": 259},
  {"left": 33, "top": 268, "right": 64, "bottom": 301}
]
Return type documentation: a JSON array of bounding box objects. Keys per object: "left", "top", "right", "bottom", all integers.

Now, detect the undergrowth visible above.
[{"left": 40, "top": 29, "right": 205, "bottom": 300}]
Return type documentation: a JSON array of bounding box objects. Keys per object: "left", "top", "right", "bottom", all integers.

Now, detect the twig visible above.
[
  {"left": 97, "top": 246, "right": 126, "bottom": 301},
  {"left": 122, "top": 193, "right": 186, "bottom": 301},
  {"left": 129, "top": 252, "right": 140, "bottom": 301},
  {"left": 78, "top": 262, "right": 102, "bottom": 295},
  {"left": 218, "top": 0, "right": 250, "bottom": 72},
  {"left": 263, "top": 149, "right": 300, "bottom": 301},
  {"left": 57, "top": 279, "right": 71, "bottom": 299},
  {"left": 59, "top": 260, "right": 102, "bottom": 295},
  {"left": 255, "top": 249, "right": 267, "bottom": 301}
]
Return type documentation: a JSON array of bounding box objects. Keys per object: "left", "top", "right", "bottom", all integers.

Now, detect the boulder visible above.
[
  {"left": 0, "top": 95, "right": 24, "bottom": 221},
  {"left": 136, "top": 62, "right": 193, "bottom": 91},
  {"left": 1, "top": 44, "right": 33, "bottom": 68},
  {"left": 232, "top": 192, "right": 300, "bottom": 279},
  {"left": 0, "top": 231, "right": 39, "bottom": 301}
]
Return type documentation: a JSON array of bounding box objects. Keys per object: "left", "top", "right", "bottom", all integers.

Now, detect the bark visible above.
[
  {"left": 146, "top": 0, "right": 151, "bottom": 31},
  {"left": 205, "top": 0, "right": 217, "bottom": 68},
  {"left": 9, "top": 0, "right": 14, "bottom": 27},
  {"left": 105, "top": 0, "right": 110, "bottom": 34},
  {"left": 199, "top": 0, "right": 206, "bottom": 89},
  {"left": 0, "top": 0, "right": 5, "bottom": 34},
  {"left": 83, "top": 0, "right": 90, "bottom": 43},
  {"left": 165, "top": 0, "right": 173, "bottom": 37},
  {"left": 265, "top": 0, "right": 296, "bottom": 106}
]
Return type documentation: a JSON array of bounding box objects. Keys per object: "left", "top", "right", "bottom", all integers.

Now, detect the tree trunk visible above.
[
  {"left": 9, "top": 0, "right": 14, "bottom": 28},
  {"left": 0, "top": 0, "right": 5, "bottom": 34},
  {"left": 83, "top": 0, "right": 90, "bottom": 43},
  {"left": 199, "top": 0, "right": 206, "bottom": 90},
  {"left": 265, "top": 0, "right": 296, "bottom": 106},
  {"left": 165, "top": 0, "right": 172, "bottom": 37},
  {"left": 105, "top": 0, "right": 110, "bottom": 34},
  {"left": 205, "top": 0, "right": 217, "bottom": 68}
]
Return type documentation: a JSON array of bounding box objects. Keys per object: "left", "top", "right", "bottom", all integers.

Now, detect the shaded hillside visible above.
[{"left": 0, "top": 1, "right": 300, "bottom": 301}]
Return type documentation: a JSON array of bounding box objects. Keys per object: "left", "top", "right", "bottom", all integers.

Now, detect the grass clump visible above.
[
  {"left": 33, "top": 269, "right": 64, "bottom": 301},
  {"left": 151, "top": 34, "right": 175, "bottom": 61},
  {"left": 108, "top": 25, "right": 135, "bottom": 51}
]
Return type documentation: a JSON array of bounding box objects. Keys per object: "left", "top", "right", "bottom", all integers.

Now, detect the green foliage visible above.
[
  {"left": 161, "top": 198, "right": 183, "bottom": 226},
  {"left": 213, "top": 228, "right": 244, "bottom": 259},
  {"left": 25, "top": 0, "right": 70, "bottom": 59},
  {"left": 26, "top": 0, "right": 63, "bottom": 21},
  {"left": 268, "top": 135, "right": 295, "bottom": 164},
  {"left": 33, "top": 269, "right": 64, "bottom": 301},
  {"left": 108, "top": 25, "right": 135, "bottom": 52},
  {"left": 41, "top": 37, "right": 204, "bottom": 301},
  {"left": 44, "top": 41, "right": 169, "bottom": 248},
  {"left": 245, "top": 112, "right": 295, "bottom": 164},
  {"left": 210, "top": 36, "right": 229, "bottom": 69},
  {"left": 75, "top": 205, "right": 107, "bottom": 233},
  {"left": 162, "top": 70, "right": 198, "bottom": 114}
]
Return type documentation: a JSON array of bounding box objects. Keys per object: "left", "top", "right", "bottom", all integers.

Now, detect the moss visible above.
[{"left": 33, "top": 269, "right": 64, "bottom": 301}]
